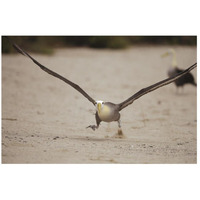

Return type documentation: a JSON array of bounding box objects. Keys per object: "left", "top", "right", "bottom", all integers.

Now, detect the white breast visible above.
[{"left": 98, "top": 105, "right": 113, "bottom": 122}]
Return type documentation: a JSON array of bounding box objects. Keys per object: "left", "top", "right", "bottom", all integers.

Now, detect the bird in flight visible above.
[
  {"left": 7, "top": 38, "right": 197, "bottom": 137},
  {"left": 162, "top": 48, "right": 197, "bottom": 93}
]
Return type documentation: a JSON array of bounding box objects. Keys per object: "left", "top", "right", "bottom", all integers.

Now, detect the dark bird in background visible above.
[
  {"left": 6, "top": 38, "right": 197, "bottom": 137},
  {"left": 162, "top": 48, "right": 197, "bottom": 93}
]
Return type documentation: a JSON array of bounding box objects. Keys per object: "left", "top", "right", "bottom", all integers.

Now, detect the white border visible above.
[{"left": 1, "top": 0, "right": 199, "bottom": 200}]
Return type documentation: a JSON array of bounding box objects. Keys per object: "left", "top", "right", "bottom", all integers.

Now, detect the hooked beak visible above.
[{"left": 97, "top": 103, "right": 101, "bottom": 114}]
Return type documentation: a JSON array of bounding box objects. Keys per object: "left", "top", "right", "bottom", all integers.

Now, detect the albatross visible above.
[
  {"left": 162, "top": 48, "right": 197, "bottom": 92},
  {"left": 7, "top": 38, "right": 197, "bottom": 137}
]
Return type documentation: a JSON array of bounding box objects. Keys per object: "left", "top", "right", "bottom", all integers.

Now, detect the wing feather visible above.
[
  {"left": 118, "top": 63, "right": 197, "bottom": 111},
  {"left": 7, "top": 37, "right": 96, "bottom": 105}
]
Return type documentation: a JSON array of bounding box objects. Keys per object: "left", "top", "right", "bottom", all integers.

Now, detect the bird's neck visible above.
[{"left": 171, "top": 51, "right": 177, "bottom": 68}]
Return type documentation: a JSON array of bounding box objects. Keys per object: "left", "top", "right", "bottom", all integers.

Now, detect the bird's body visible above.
[
  {"left": 87, "top": 101, "right": 121, "bottom": 133},
  {"left": 162, "top": 49, "right": 197, "bottom": 90},
  {"left": 6, "top": 37, "right": 197, "bottom": 137},
  {"left": 168, "top": 67, "right": 197, "bottom": 87},
  {"left": 96, "top": 102, "right": 120, "bottom": 123}
]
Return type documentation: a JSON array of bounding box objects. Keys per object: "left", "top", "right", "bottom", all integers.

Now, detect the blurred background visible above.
[{"left": 2, "top": 36, "right": 197, "bottom": 54}]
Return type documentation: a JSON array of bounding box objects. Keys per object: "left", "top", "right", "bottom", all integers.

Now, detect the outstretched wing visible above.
[
  {"left": 7, "top": 37, "right": 96, "bottom": 105},
  {"left": 118, "top": 63, "right": 197, "bottom": 111}
]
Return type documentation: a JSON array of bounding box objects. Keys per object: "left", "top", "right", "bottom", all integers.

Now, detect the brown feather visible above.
[
  {"left": 118, "top": 63, "right": 197, "bottom": 111},
  {"left": 7, "top": 37, "right": 96, "bottom": 105}
]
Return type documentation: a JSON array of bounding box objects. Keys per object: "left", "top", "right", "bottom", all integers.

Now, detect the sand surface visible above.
[{"left": 2, "top": 46, "right": 197, "bottom": 163}]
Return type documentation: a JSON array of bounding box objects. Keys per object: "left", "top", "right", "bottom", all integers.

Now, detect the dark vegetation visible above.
[{"left": 2, "top": 36, "right": 196, "bottom": 54}]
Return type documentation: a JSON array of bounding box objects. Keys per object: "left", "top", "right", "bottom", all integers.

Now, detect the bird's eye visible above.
[{"left": 102, "top": 102, "right": 104, "bottom": 104}]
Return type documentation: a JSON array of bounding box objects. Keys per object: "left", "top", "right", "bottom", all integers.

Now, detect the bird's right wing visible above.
[
  {"left": 118, "top": 63, "right": 197, "bottom": 111},
  {"left": 7, "top": 37, "right": 96, "bottom": 105}
]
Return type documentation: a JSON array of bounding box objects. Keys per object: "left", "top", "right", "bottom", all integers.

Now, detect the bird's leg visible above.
[
  {"left": 112, "top": 119, "right": 125, "bottom": 138},
  {"left": 86, "top": 112, "right": 101, "bottom": 131},
  {"left": 117, "top": 119, "right": 124, "bottom": 136}
]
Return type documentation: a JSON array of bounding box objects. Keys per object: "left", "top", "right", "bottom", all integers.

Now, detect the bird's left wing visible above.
[
  {"left": 118, "top": 63, "right": 197, "bottom": 111},
  {"left": 6, "top": 37, "right": 96, "bottom": 105}
]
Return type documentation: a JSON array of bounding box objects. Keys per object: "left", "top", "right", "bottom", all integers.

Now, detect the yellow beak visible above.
[{"left": 97, "top": 103, "right": 101, "bottom": 114}]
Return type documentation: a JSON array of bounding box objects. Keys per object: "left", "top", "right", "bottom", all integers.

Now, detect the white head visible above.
[
  {"left": 161, "top": 48, "right": 176, "bottom": 57},
  {"left": 95, "top": 100, "right": 105, "bottom": 114},
  {"left": 161, "top": 48, "right": 177, "bottom": 67},
  {"left": 168, "top": 48, "right": 175, "bottom": 54}
]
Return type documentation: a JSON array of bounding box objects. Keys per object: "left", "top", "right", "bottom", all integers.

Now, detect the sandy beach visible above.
[{"left": 2, "top": 45, "right": 197, "bottom": 163}]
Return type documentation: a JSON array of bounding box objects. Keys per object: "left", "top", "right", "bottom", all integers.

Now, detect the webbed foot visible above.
[
  {"left": 118, "top": 128, "right": 123, "bottom": 136},
  {"left": 112, "top": 128, "right": 126, "bottom": 139},
  {"left": 86, "top": 125, "right": 98, "bottom": 131}
]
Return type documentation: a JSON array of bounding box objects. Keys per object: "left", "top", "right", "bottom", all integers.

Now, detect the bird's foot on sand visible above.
[
  {"left": 86, "top": 125, "right": 98, "bottom": 131},
  {"left": 112, "top": 128, "right": 126, "bottom": 139}
]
